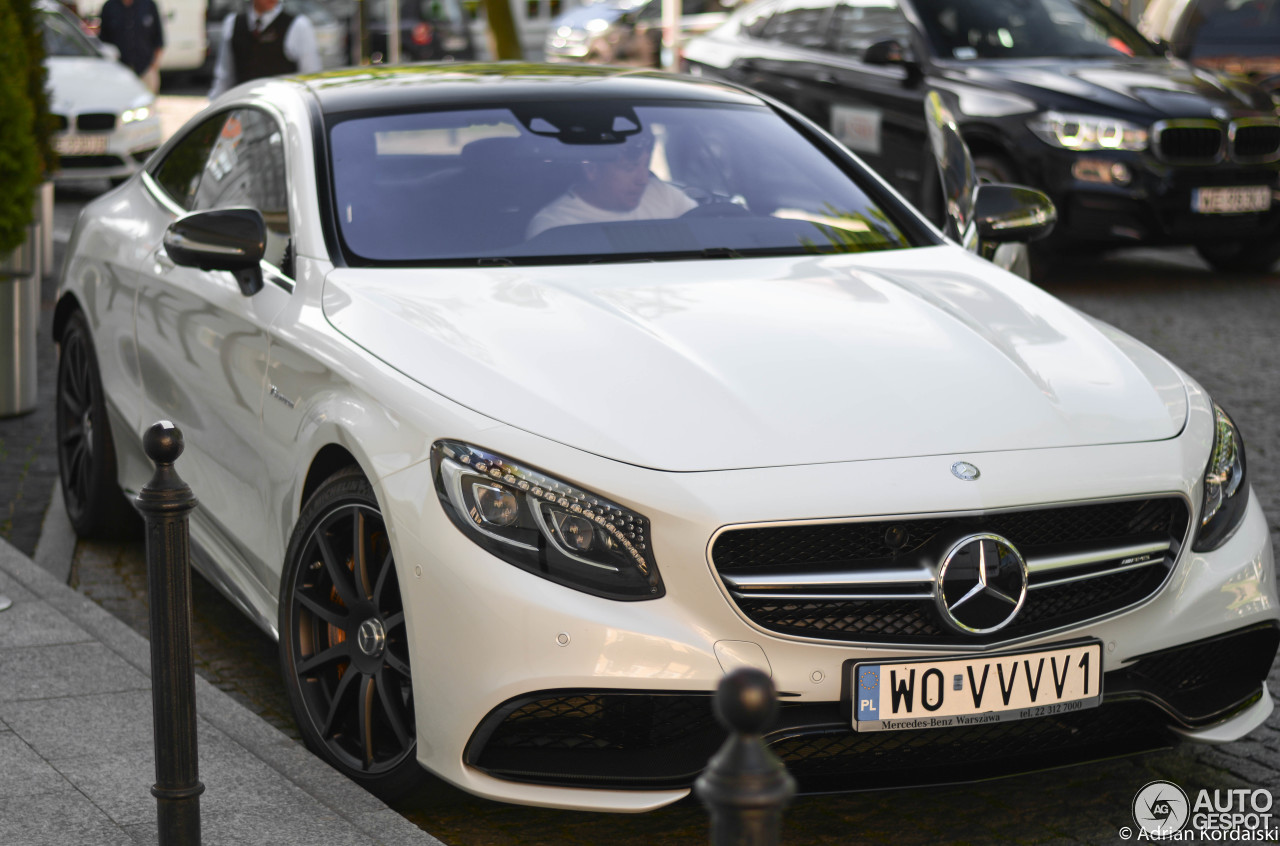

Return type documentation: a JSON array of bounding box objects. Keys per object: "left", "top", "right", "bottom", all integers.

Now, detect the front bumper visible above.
[
  {"left": 1024, "top": 142, "right": 1280, "bottom": 248},
  {"left": 379, "top": 428, "right": 1278, "bottom": 811},
  {"left": 52, "top": 118, "right": 162, "bottom": 184}
]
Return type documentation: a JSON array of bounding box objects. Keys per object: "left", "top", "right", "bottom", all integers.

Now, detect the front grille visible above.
[
  {"left": 714, "top": 497, "right": 1189, "bottom": 646},
  {"left": 1154, "top": 118, "right": 1280, "bottom": 164},
  {"left": 76, "top": 113, "right": 116, "bottom": 131},
  {"left": 1155, "top": 122, "right": 1223, "bottom": 163},
  {"left": 1232, "top": 122, "right": 1280, "bottom": 163},
  {"left": 52, "top": 113, "right": 69, "bottom": 131},
  {"left": 58, "top": 155, "right": 126, "bottom": 169}
]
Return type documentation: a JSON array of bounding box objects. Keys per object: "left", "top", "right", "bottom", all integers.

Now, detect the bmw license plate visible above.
[
  {"left": 54, "top": 133, "right": 109, "bottom": 156},
  {"left": 851, "top": 641, "right": 1102, "bottom": 732},
  {"left": 1192, "top": 185, "right": 1271, "bottom": 214}
]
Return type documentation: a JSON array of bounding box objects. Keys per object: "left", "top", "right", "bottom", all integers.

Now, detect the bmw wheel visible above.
[
  {"left": 279, "top": 467, "right": 425, "bottom": 799},
  {"left": 55, "top": 310, "right": 141, "bottom": 538}
]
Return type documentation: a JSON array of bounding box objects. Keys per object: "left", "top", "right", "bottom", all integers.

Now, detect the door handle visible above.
[{"left": 814, "top": 72, "right": 837, "bottom": 85}]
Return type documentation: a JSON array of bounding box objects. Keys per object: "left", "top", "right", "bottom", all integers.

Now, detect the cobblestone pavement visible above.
[{"left": 59, "top": 247, "right": 1280, "bottom": 844}]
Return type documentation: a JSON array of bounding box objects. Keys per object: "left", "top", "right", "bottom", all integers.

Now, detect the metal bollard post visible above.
[
  {"left": 695, "top": 668, "right": 796, "bottom": 846},
  {"left": 136, "top": 421, "right": 204, "bottom": 846}
]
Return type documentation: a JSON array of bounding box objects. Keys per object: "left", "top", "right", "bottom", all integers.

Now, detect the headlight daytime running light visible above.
[
  {"left": 121, "top": 106, "right": 152, "bottom": 123},
  {"left": 1027, "top": 111, "right": 1148, "bottom": 151},
  {"left": 1193, "top": 402, "right": 1248, "bottom": 552},
  {"left": 432, "top": 440, "right": 663, "bottom": 600}
]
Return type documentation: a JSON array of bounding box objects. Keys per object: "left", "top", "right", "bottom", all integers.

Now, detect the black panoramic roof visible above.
[{"left": 299, "top": 62, "right": 767, "bottom": 116}]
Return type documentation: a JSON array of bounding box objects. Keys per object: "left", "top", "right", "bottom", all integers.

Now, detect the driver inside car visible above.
[{"left": 526, "top": 132, "right": 698, "bottom": 238}]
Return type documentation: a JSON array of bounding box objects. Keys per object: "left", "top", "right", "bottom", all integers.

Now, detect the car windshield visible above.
[
  {"left": 328, "top": 100, "right": 913, "bottom": 265},
  {"left": 1182, "top": 0, "right": 1280, "bottom": 48},
  {"left": 41, "top": 9, "right": 100, "bottom": 57},
  {"left": 912, "top": 0, "right": 1159, "bottom": 60}
]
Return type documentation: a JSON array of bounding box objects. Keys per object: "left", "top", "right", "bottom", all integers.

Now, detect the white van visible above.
[{"left": 78, "top": 0, "right": 208, "bottom": 73}]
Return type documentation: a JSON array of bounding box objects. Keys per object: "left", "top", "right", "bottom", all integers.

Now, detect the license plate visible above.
[
  {"left": 1193, "top": 185, "right": 1271, "bottom": 214},
  {"left": 55, "top": 134, "right": 109, "bottom": 156},
  {"left": 851, "top": 641, "right": 1102, "bottom": 732}
]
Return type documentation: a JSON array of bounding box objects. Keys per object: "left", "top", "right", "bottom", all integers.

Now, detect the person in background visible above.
[
  {"left": 209, "top": 0, "right": 321, "bottom": 98},
  {"left": 97, "top": 0, "right": 164, "bottom": 93}
]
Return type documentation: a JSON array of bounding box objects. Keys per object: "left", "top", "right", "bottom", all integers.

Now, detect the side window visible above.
[
  {"left": 760, "top": 0, "right": 835, "bottom": 47},
  {"left": 829, "top": 0, "right": 913, "bottom": 57},
  {"left": 191, "top": 108, "right": 293, "bottom": 274},
  {"left": 151, "top": 114, "right": 224, "bottom": 211}
]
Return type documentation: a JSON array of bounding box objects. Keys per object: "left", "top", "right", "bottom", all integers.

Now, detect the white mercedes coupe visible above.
[{"left": 55, "top": 64, "right": 1277, "bottom": 812}]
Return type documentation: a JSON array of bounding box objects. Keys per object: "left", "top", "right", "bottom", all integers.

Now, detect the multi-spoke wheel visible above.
[
  {"left": 279, "top": 467, "right": 425, "bottom": 798},
  {"left": 55, "top": 310, "right": 141, "bottom": 538}
]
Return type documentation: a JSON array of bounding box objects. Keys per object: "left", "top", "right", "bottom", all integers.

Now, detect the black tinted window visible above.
[
  {"left": 913, "top": 0, "right": 1158, "bottom": 59},
  {"left": 761, "top": 0, "right": 834, "bottom": 46},
  {"left": 328, "top": 100, "right": 914, "bottom": 265},
  {"left": 829, "top": 0, "right": 912, "bottom": 55},
  {"left": 152, "top": 115, "right": 224, "bottom": 211},
  {"left": 191, "top": 109, "right": 293, "bottom": 270}
]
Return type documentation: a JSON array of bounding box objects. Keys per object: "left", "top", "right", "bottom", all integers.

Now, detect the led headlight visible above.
[
  {"left": 1027, "top": 112, "right": 1148, "bottom": 151},
  {"left": 432, "top": 440, "right": 663, "bottom": 600},
  {"left": 1193, "top": 402, "right": 1248, "bottom": 552},
  {"left": 121, "top": 106, "right": 152, "bottom": 124}
]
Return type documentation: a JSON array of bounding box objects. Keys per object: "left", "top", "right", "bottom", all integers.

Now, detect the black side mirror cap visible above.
[
  {"left": 163, "top": 207, "right": 267, "bottom": 297},
  {"left": 863, "top": 39, "right": 907, "bottom": 65},
  {"left": 973, "top": 183, "right": 1057, "bottom": 244}
]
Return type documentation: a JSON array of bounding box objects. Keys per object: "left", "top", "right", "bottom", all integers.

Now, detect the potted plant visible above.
[{"left": 0, "top": 0, "right": 52, "bottom": 418}]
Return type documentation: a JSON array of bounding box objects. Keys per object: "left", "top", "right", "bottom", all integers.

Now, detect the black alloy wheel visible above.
[
  {"left": 279, "top": 467, "right": 425, "bottom": 799},
  {"left": 973, "top": 153, "right": 1020, "bottom": 185},
  {"left": 55, "top": 310, "right": 141, "bottom": 538}
]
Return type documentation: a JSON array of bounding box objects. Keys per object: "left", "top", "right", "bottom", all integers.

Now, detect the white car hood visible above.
[
  {"left": 322, "top": 246, "right": 1187, "bottom": 472},
  {"left": 46, "top": 57, "right": 150, "bottom": 113}
]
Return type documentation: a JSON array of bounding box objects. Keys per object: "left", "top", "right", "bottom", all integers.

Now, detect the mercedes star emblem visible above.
[
  {"left": 936, "top": 533, "right": 1028, "bottom": 634},
  {"left": 951, "top": 461, "right": 980, "bottom": 481}
]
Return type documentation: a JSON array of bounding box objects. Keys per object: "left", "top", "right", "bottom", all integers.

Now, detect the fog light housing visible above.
[{"left": 1072, "top": 158, "right": 1132, "bottom": 185}]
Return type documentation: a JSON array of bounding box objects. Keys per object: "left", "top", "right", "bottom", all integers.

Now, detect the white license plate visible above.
[
  {"left": 55, "top": 134, "right": 109, "bottom": 156},
  {"left": 1193, "top": 185, "right": 1271, "bottom": 214},
  {"left": 852, "top": 641, "right": 1102, "bottom": 732}
]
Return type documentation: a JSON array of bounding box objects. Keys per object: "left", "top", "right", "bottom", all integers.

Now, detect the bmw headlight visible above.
[
  {"left": 121, "top": 105, "right": 152, "bottom": 124},
  {"left": 432, "top": 440, "right": 663, "bottom": 600},
  {"left": 1027, "top": 111, "right": 1148, "bottom": 151},
  {"left": 1193, "top": 402, "right": 1248, "bottom": 552}
]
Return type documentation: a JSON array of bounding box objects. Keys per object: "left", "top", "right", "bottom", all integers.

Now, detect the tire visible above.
[
  {"left": 1195, "top": 239, "right": 1280, "bottom": 274},
  {"left": 279, "top": 467, "right": 425, "bottom": 800},
  {"left": 972, "top": 153, "right": 1019, "bottom": 185},
  {"left": 55, "top": 311, "right": 142, "bottom": 539}
]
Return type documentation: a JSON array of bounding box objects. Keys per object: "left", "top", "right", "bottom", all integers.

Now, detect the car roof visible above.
[{"left": 299, "top": 62, "right": 768, "bottom": 116}]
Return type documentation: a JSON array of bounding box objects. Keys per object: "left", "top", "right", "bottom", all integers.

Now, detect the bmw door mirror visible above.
[
  {"left": 863, "top": 39, "right": 907, "bottom": 66},
  {"left": 163, "top": 207, "right": 267, "bottom": 297},
  {"left": 973, "top": 184, "right": 1057, "bottom": 247}
]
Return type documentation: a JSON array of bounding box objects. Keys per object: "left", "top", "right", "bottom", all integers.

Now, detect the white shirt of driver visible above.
[
  {"left": 526, "top": 177, "right": 698, "bottom": 239},
  {"left": 209, "top": 4, "right": 322, "bottom": 99}
]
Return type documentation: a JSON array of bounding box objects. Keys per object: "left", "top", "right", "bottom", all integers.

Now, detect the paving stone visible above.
[
  {"left": 0, "top": 595, "right": 92, "bottom": 648},
  {"left": 0, "top": 790, "right": 135, "bottom": 846},
  {"left": 0, "top": 643, "right": 149, "bottom": 703},
  {"left": 0, "top": 731, "right": 76, "bottom": 799}
]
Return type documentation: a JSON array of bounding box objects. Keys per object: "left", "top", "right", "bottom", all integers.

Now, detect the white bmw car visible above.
[
  {"left": 56, "top": 64, "right": 1277, "bottom": 812},
  {"left": 39, "top": 0, "right": 162, "bottom": 186}
]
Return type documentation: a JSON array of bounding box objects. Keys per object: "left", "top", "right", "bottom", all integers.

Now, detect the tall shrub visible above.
[
  {"left": 0, "top": 0, "right": 43, "bottom": 256},
  {"left": 14, "top": 0, "right": 55, "bottom": 178}
]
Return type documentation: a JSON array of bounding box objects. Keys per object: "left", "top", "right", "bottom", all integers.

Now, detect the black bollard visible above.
[
  {"left": 695, "top": 668, "right": 796, "bottom": 846},
  {"left": 136, "top": 421, "right": 204, "bottom": 846}
]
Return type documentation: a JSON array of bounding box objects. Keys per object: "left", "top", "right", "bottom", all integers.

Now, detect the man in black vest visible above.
[{"left": 209, "top": 0, "right": 322, "bottom": 98}]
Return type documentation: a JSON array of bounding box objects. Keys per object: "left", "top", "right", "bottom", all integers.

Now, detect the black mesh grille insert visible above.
[
  {"left": 1157, "top": 126, "right": 1223, "bottom": 162},
  {"left": 52, "top": 113, "right": 69, "bottom": 130},
  {"left": 714, "top": 497, "right": 1188, "bottom": 645},
  {"left": 58, "top": 155, "right": 126, "bottom": 169},
  {"left": 1233, "top": 125, "right": 1280, "bottom": 160},
  {"left": 76, "top": 113, "right": 116, "bottom": 131}
]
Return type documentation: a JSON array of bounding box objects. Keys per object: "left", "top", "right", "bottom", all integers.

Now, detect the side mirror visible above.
[
  {"left": 863, "top": 39, "right": 907, "bottom": 66},
  {"left": 163, "top": 207, "right": 266, "bottom": 296},
  {"left": 97, "top": 40, "right": 121, "bottom": 62},
  {"left": 973, "top": 183, "right": 1056, "bottom": 246}
]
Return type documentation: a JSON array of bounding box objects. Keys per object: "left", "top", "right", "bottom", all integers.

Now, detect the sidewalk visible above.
[{"left": 0, "top": 505, "right": 444, "bottom": 845}]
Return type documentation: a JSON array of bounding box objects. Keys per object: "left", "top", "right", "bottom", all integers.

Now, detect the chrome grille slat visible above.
[{"left": 712, "top": 496, "right": 1189, "bottom": 646}]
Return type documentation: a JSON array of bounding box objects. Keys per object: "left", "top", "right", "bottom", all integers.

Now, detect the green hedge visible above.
[{"left": 0, "top": 0, "right": 50, "bottom": 257}]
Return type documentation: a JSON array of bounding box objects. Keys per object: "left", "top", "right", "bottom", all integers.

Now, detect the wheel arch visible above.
[
  {"left": 300, "top": 443, "right": 363, "bottom": 513},
  {"left": 53, "top": 292, "right": 84, "bottom": 343}
]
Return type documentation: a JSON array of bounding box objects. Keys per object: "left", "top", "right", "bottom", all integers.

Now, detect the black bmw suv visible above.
[{"left": 683, "top": 0, "right": 1280, "bottom": 271}]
